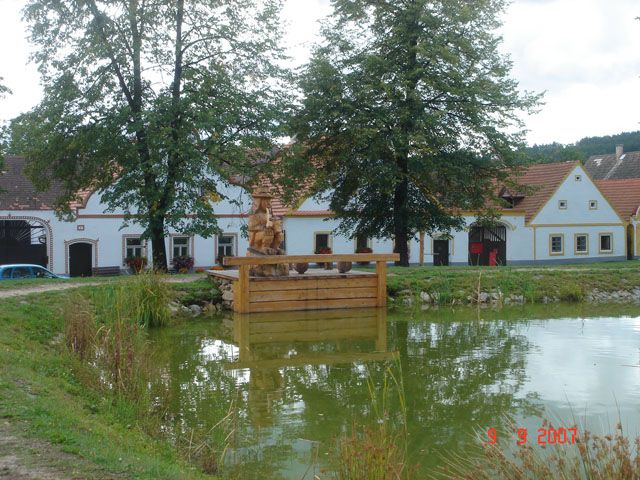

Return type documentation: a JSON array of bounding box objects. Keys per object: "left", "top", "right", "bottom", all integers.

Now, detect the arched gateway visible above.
[
  {"left": 0, "top": 219, "right": 49, "bottom": 267},
  {"left": 468, "top": 224, "right": 507, "bottom": 266}
]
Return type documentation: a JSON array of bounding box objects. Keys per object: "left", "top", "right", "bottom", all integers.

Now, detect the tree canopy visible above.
[
  {"left": 284, "top": 0, "right": 540, "bottom": 265},
  {"left": 12, "top": 0, "right": 290, "bottom": 269}
]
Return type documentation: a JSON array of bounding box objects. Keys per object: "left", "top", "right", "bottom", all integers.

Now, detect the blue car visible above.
[{"left": 0, "top": 264, "right": 69, "bottom": 280}]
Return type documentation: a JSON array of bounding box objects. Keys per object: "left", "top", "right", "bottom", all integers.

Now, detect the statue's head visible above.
[{"left": 252, "top": 187, "right": 273, "bottom": 213}]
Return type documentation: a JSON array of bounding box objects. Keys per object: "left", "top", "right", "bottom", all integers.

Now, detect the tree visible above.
[
  {"left": 12, "top": 0, "right": 290, "bottom": 269},
  {"left": 285, "top": 0, "right": 540, "bottom": 266},
  {"left": 0, "top": 77, "right": 11, "bottom": 167}
]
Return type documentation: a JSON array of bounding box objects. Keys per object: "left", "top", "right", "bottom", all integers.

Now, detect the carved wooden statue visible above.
[{"left": 247, "top": 187, "right": 289, "bottom": 277}]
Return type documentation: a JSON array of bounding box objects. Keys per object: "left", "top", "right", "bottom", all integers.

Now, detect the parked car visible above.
[{"left": 0, "top": 264, "right": 69, "bottom": 280}]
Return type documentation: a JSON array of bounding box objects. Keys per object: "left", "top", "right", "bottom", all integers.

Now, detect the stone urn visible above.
[
  {"left": 294, "top": 262, "right": 309, "bottom": 274},
  {"left": 337, "top": 261, "right": 352, "bottom": 273}
]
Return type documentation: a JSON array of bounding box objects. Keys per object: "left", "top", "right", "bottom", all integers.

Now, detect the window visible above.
[
  {"left": 575, "top": 175, "right": 582, "bottom": 182},
  {"left": 558, "top": 200, "right": 568, "bottom": 209},
  {"left": 1, "top": 268, "right": 12, "bottom": 279},
  {"left": 125, "top": 237, "right": 144, "bottom": 258},
  {"left": 355, "top": 235, "right": 372, "bottom": 252},
  {"left": 589, "top": 200, "right": 598, "bottom": 210},
  {"left": 599, "top": 233, "right": 613, "bottom": 253},
  {"left": 32, "top": 266, "right": 55, "bottom": 278},
  {"left": 550, "top": 234, "right": 564, "bottom": 255},
  {"left": 173, "top": 236, "right": 190, "bottom": 258},
  {"left": 314, "top": 232, "right": 332, "bottom": 253},
  {"left": 575, "top": 234, "right": 588, "bottom": 254},
  {"left": 217, "top": 234, "right": 236, "bottom": 259},
  {"left": 11, "top": 267, "right": 33, "bottom": 279}
]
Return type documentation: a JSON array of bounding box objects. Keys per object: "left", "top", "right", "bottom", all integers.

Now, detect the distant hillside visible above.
[{"left": 524, "top": 131, "right": 640, "bottom": 164}]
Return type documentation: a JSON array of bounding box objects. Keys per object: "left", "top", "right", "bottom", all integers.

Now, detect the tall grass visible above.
[
  {"left": 125, "top": 271, "right": 172, "bottom": 328},
  {"left": 435, "top": 421, "right": 640, "bottom": 479},
  {"left": 332, "top": 359, "right": 414, "bottom": 480},
  {"left": 63, "top": 292, "right": 96, "bottom": 361}
]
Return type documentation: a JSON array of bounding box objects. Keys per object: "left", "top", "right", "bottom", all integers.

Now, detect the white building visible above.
[{"left": 0, "top": 157, "right": 633, "bottom": 276}]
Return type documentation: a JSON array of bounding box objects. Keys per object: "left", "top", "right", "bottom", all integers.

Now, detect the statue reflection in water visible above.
[{"left": 225, "top": 308, "right": 394, "bottom": 427}]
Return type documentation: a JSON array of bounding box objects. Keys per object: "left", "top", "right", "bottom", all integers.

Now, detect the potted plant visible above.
[
  {"left": 172, "top": 255, "right": 194, "bottom": 273},
  {"left": 125, "top": 256, "right": 148, "bottom": 274},
  {"left": 316, "top": 246, "right": 333, "bottom": 269},
  {"left": 356, "top": 246, "right": 373, "bottom": 265}
]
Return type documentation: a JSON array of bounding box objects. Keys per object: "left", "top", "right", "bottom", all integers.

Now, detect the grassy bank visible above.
[
  {"left": 0, "top": 284, "right": 214, "bottom": 479},
  {"left": 384, "top": 262, "right": 640, "bottom": 305}
]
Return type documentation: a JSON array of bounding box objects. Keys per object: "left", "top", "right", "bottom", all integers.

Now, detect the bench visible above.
[{"left": 92, "top": 266, "right": 122, "bottom": 277}]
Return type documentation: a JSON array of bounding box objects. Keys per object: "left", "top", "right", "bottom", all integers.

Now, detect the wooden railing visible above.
[{"left": 222, "top": 253, "right": 399, "bottom": 313}]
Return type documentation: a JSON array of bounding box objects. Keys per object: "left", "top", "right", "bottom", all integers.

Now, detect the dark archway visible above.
[
  {"left": 468, "top": 225, "right": 507, "bottom": 266},
  {"left": 69, "top": 242, "right": 93, "bottom": 277},
  {"left": 0, "top": 220, "right": 48, "bottom": 266}
]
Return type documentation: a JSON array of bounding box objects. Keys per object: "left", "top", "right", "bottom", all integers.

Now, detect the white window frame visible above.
[
  {"left": 171, "top": 235, "right": 191, "bottom": 259},
  {"left": 314, "top": 231, "right": 333, "bottom": 253},
  {"left": 589, "top": 200, "right": 598, "bottom": 210},
  {"left": 574, "top": 233, "right": 588, "bottom": 255},
  {"left": 549, "top": 234, "right": 564, "bottom": 256},
  {"left": 354, "top": 235, "right": 372, "bottom": 252},
  {"left": 558, "top": 200, "right": 568, "bottom": 210},
  {"left": 217, "top": 233, "right": 237, "bottom": 259},
  {"left": 123, "top": 235, "right": 146, "bottom": 264},
  {"left": 599, "top": 233, "right": 613, "bottom": 254}
]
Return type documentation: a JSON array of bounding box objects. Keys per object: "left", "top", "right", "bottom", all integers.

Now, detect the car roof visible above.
[{"left": 0, "top": 264, "right": 48, "bottom": 269}]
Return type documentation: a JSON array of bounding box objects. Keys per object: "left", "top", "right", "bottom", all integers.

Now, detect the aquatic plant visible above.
[
  {"left": 332, "top": 358, "right": 415, "bottom": 480},
  {"left": 435, "top": 421, "right": 640, "bottom": 480}
]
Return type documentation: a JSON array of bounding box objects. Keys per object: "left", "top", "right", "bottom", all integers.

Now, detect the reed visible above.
[
  {"left": 332, "top": 358, "right": 414, "bottom": 480},
  {"left": 63, "top": 292, "right": 96, "bottom": 361},
  {"left": 435, "top": 421, "right": 640, "bottom": 480}
]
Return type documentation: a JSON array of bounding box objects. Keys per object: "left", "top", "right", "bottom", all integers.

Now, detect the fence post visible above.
[
  {"left": 238, "top": 265, "right": 250, "bottom": 313},
  {"left": 376, "top": 260, "right": 387, "bottom": 307}
]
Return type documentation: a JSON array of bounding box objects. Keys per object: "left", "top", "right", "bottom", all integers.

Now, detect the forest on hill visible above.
[{"left": 524, "top": 131, "right": 640, "bottom": 164}]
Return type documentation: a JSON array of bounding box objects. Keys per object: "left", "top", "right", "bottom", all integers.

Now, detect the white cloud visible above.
[{"left": 1, "top": 0, "right": 638, "bottom": 146}]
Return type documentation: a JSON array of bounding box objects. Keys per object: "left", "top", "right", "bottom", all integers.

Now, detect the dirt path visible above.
[
  {"left": 0, "top": 275, "right": 204, "bottom": 299},
  {"left": 0, "top": 420, "right": 120, "bottom": 480}
]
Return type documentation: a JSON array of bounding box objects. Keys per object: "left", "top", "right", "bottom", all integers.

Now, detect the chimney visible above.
[{"left": 616, "top": 144, "right": 624, "bottom": 159}]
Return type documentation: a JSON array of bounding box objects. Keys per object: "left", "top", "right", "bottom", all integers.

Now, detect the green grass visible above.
[
  {"left": 0, "top": 286, "right": 214, "bottom": 479},
  {"left": 377, "top": 262, "right": 640, "bottom": 305}
]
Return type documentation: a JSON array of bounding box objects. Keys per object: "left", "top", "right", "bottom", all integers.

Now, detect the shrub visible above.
[
  {"left": 126, "top": 271, "right": 172, "bottom": 328},
  {"left": 316, "top": 247, "right": 333, "bottom": 254},
  {"left": 125, "top": 256, "right": 148, "bottom": 273},
  {"left": 172, "top": 255, "right": 194, "bottom": 273},
  {"left": 558, "top": 282, "right": 584, "bottom": 302}
]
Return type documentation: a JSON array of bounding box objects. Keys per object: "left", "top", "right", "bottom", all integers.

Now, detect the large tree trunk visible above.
[
  {"left": 393, "top": 176, "right": 410, "bottom": 266},
  {"left": 149, "top": 214, "right": 168, "bottom": 271}
]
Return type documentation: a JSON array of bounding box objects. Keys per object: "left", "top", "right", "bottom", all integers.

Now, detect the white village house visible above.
[{"left": 1, "top": 156, "right": 638, "bottom": 276}]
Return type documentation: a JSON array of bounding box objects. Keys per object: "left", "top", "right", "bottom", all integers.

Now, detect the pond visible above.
[{"left": 149, "top": 304, "right": 640, "bottom": 479}]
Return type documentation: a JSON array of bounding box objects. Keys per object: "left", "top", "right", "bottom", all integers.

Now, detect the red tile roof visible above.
[
  {"left": 0, "top": 156, "right": 95, "bottom": 212},
  {"left": 509, "top": 161, "right": 579, "bottom": 223},
  {"left": 595, "top": 178, "right": 640, "bottom": 219}
]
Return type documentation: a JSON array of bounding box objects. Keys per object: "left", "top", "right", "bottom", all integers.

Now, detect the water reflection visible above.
[
  {"left": 148, "top": 304, "right": 640, "bottom": 479},
  {"left": 226, "top": 308, "right": 396, "bottom": 428}
]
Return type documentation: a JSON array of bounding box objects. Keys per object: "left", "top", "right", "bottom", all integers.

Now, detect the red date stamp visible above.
[{"left": 487, "top": 427, "right": 578, "bottom": 445}]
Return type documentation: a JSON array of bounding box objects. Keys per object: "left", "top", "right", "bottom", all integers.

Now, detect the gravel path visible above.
[{"left": 0, "top": 275, "right": 204, "bottom": 299}]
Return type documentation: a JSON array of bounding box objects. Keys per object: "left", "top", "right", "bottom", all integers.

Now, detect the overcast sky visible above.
[{"left": 0, "top": 0, "right": 638, "bottom": 147}]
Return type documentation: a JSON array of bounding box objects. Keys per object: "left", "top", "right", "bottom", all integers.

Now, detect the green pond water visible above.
[{"left": 149, "top": 304, "right": 640, "bottom": 479}]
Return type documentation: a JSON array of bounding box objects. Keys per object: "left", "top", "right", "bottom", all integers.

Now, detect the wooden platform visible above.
[{"left": 208, "top": 253, "right": 399, "bottom": 313}]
